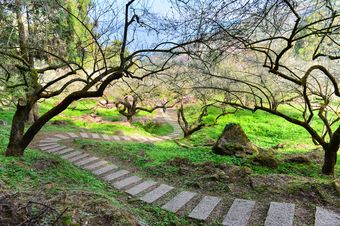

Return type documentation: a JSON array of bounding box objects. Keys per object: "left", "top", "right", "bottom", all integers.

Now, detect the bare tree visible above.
[
  {"left": 194, "top": 0, "right": 340, "bottom": 175},
  {"left": 0, "top": 0, "right": 209, "bottom": 156}
]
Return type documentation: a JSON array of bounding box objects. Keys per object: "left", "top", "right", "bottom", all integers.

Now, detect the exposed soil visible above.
[{"left": 0, "top": 188, "right": 138, "bottom": 226}]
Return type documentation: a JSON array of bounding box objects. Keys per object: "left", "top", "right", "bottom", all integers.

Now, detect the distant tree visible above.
[
  {"left": 176, "top": 94, "right": 235, "bottom": 138},
  {"left": 193, "top": 0, "right": 340, "bottom": 175},
  {"left": 0, "top": 0, "right": 209, "bottom": 157},
  {"left": 112, "top": 77, "right": 177, "bottom": 123}
]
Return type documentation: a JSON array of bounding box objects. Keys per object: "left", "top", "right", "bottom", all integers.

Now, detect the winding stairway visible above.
[{"left": 36, "top": 111, "right": 340, "bottom": 226}]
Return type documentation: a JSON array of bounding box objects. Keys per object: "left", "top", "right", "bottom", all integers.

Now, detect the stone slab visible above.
[
  {"left": 62, "top": 151, "right": 82, "bottom": 160},
  {"left": 111, "top": 136, "right": 122, "bottom": 141},
  {"left": 222, "top": 199, "right": 256, "bottom": 226},
  {"left": 103, "top": 170, "right": 129, "bottom": 182},
  {"left": 75, "top": 157, "right": 98, "bottom": 166},
  {"left": 41, "top": 138, "right": 61, "bottom": 142},
  {"left": 264, "top": 202, "right": 295, "bottom": 226},
  {"left": 162, "top": 191, "right": 197, "bottom": 213},
  {"left": 91, "top": 133, "right": 100, "bottom": 139},
  {"left": 54, "top": 134, "right": 69, "bottom": 139},
  {"left": 38, "top": 142, "right": 57, "bottom": 147},
  {"left": 139, "top": 136, "right": 148, "bottom": 141},
  {"left": 102, "top": 134, "right": 110, "bottom": 140},
  {"left": 113, "top": 176, "right": 142, "bottom": 190},
  {"left": 315, "top": 207, "right": 340, "bottom": 226},
  {"left": 80, "top": 132, "right": 89, "bottom": 138},
  {"left": 56, "top": 148, "right": 74, "bottom": 155},
  {"left": 140, "top": 184, "right": 174, "bottom": 204},
  {"left": 39, "top": 141, "right": 58, "bottom": 145},
  {"left": 46, "top": 146, "right": 67, "bottom": 153},
  {"left": 83, "top": 160, "right": 108, "bottom": 170},
  {"left": 188, "top": 196, "right": 221, "bottom": 220},
  {"left": 93, "top": 165, "right": 118, "bottom": 176},
  {"left": 67, "top": 132, "right": 79, "bottom": 138},
  {"left": 125, "top": 180, "right": 157, "bottom": 196},
  {"left": 40, "top": 144, "right": 60, "bottom": 151},
  {"left": 69, "top": 153, "right": 89, "bottom": 163}
]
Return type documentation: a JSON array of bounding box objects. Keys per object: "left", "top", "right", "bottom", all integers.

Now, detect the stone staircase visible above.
[{"left": 37, "top": 132, "right": 340, "bottom": 226}]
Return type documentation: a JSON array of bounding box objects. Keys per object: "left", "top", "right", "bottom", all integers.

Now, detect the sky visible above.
[
  {"left": 93, "top": 0, "right": 176, "bottom": 50},
  {"left": 114, "top": 0, "right": 177, "bottom": 50}
]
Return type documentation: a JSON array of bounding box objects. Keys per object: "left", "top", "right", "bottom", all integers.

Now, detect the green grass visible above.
[
  {"left": 133, "top": 120, "right": 174, "bottom": 136},
  {"left": 37, "top": 99, "right": 163, "bottom": 136},
  {"left": 1, "top": 98, "right": 338, "bottom": 224},
  {"left": 0, "top": 117, "right": 190, "bottom": 225},
  {"left": 72, "top": 139, "right": 338, "bottom": 180},
  {"left": 186, "top": 105, "right": 338, "bottom": 154}
]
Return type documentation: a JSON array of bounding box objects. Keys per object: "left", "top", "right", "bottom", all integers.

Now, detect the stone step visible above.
[
  {"left": 113, "top": 176, "right": 142, "bottom": 190},
  {"left": 54, "top": 134, "right": 69, "bottom": 139},
  {"left": 46, "top": 146, "right": 67, "bottom": 153},
  {"left": 161, "top": 191, "right": 197, "bottom": 213},
  {"left": 222, "top": 199, "right": 256, "bottom": 226},
  {"left": 102, "top": 134, "right": 110, "bottom": 140},
  {"left": 103, "top": 170, "right": 129, "bottom": 182},
  {"left": 45, "top": 137, "right": 62, "bottom": 140},
  {"left": 39, "top": 140, "right": 58, "bottom": 145},
  {"left": 134, "top": 135, "right": 147, "bottom": 141},
  {"left": 38, "top": 142, "right": 57, "bottom": 147},
  {"left": 125, "top": 180, "right": 157, "bottom": 196},
  {"left": 188, "top": 195, "right": 221, "bottom": 221},
  {"left": 55, "top": 148, "right": 74, "bottom": 155},
  {"left": 93, "top": 165, "right": 118, "bottom": 176},
  {"left": 67, "top": 132, "right": 79, "bottom": 138},
  {"left": 80, "top": 132, "right": 89, "bottom": 138},
  {"left": 264, "top": 202, "right": 295, "bottom": 226},
  {"left": 315, "top": 207, "right": 340, "bottom": 226},
  {"left": 41, "top": 138, "right": 61, "bottom": 142},
  {"left": 69, "top": 153, "right": 90, "bottom": 163},
  {"left": 112, "top": 136, "right": 123, "bottom": 141},
  {"left": 83, "top": 160, "right": 108, "bottom": 170},
  {"left": 140, "top": 184, "right": 174, "bottom": 204},
  {"left": 75, "top": 157, "right": 98, "bottom": 167},
  {"left": 90, "top": 133, "right": 100, "bottom": 139},
  {"left": 62, "top": 151, "right": 83, "bottom": 160},
  {"left": 40, "top": 144, "right": 60, "bottom": 151}
]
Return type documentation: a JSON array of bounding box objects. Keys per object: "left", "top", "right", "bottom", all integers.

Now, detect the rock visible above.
[
  {"left": 204, "top": 138, "right": 215, "bottom": 146},
  {"left": 51, "top": 120, "right": 69, "bottom": 125},
  {"left": 90, "top": 113, "right": 97, "bottom": 118},
  {"left": 242, "top": 166, "right": 253, "bottom": 175},
  {"left": 253, "top": 154, "right": 279, "bottom": 168},
  {"left": 272, "top": 143, "right": 285, "bottom": 149},
  {"left": 99, "top": 100, "right": 108, "bottom": 105},
  {"left": 333, "top": 179, "right": 340, "bottom": 195},
  {"left": 212, "top": 123, "right": 259, "bottom": 156},
  {"left": 114, "top": 130, "right": 124, "bottom": 136},
  {"left": 223, "top": 165, "right": 250, "bottom": 181},
  {"left": 284, "top": 155, "right": 310, "bottom": 164},
  {"left": 0, "top": 120, "right": 6, "bottom": 126}
]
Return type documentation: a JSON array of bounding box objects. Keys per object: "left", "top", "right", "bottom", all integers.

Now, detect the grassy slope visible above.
[
  {"left": 0, "top": 103, "right": 190, "bottom": 225},
  {"left": 0, "top": 99, "right": 338, "bottom": 224}
]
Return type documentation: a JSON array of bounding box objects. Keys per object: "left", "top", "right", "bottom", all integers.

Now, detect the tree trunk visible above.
[
  {"left": 5, "top": 105, "right": 29, "bottom": 156},
  {"left": 183, "top": 130, "right": 191, "bottom": 138},
  {"left": 322, "top": 147, "right": 337, "bottom": 175},
  {"left": 322, "top": 126, "right": 340, "bottom": 175},
  {"left": 26, "top": 102, "right": 39, "bottom": 123}
]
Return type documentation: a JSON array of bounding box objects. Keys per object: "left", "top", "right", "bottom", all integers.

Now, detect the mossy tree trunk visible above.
[{"left": 321, "top": 126, "right": 340, "bottom": 175}]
